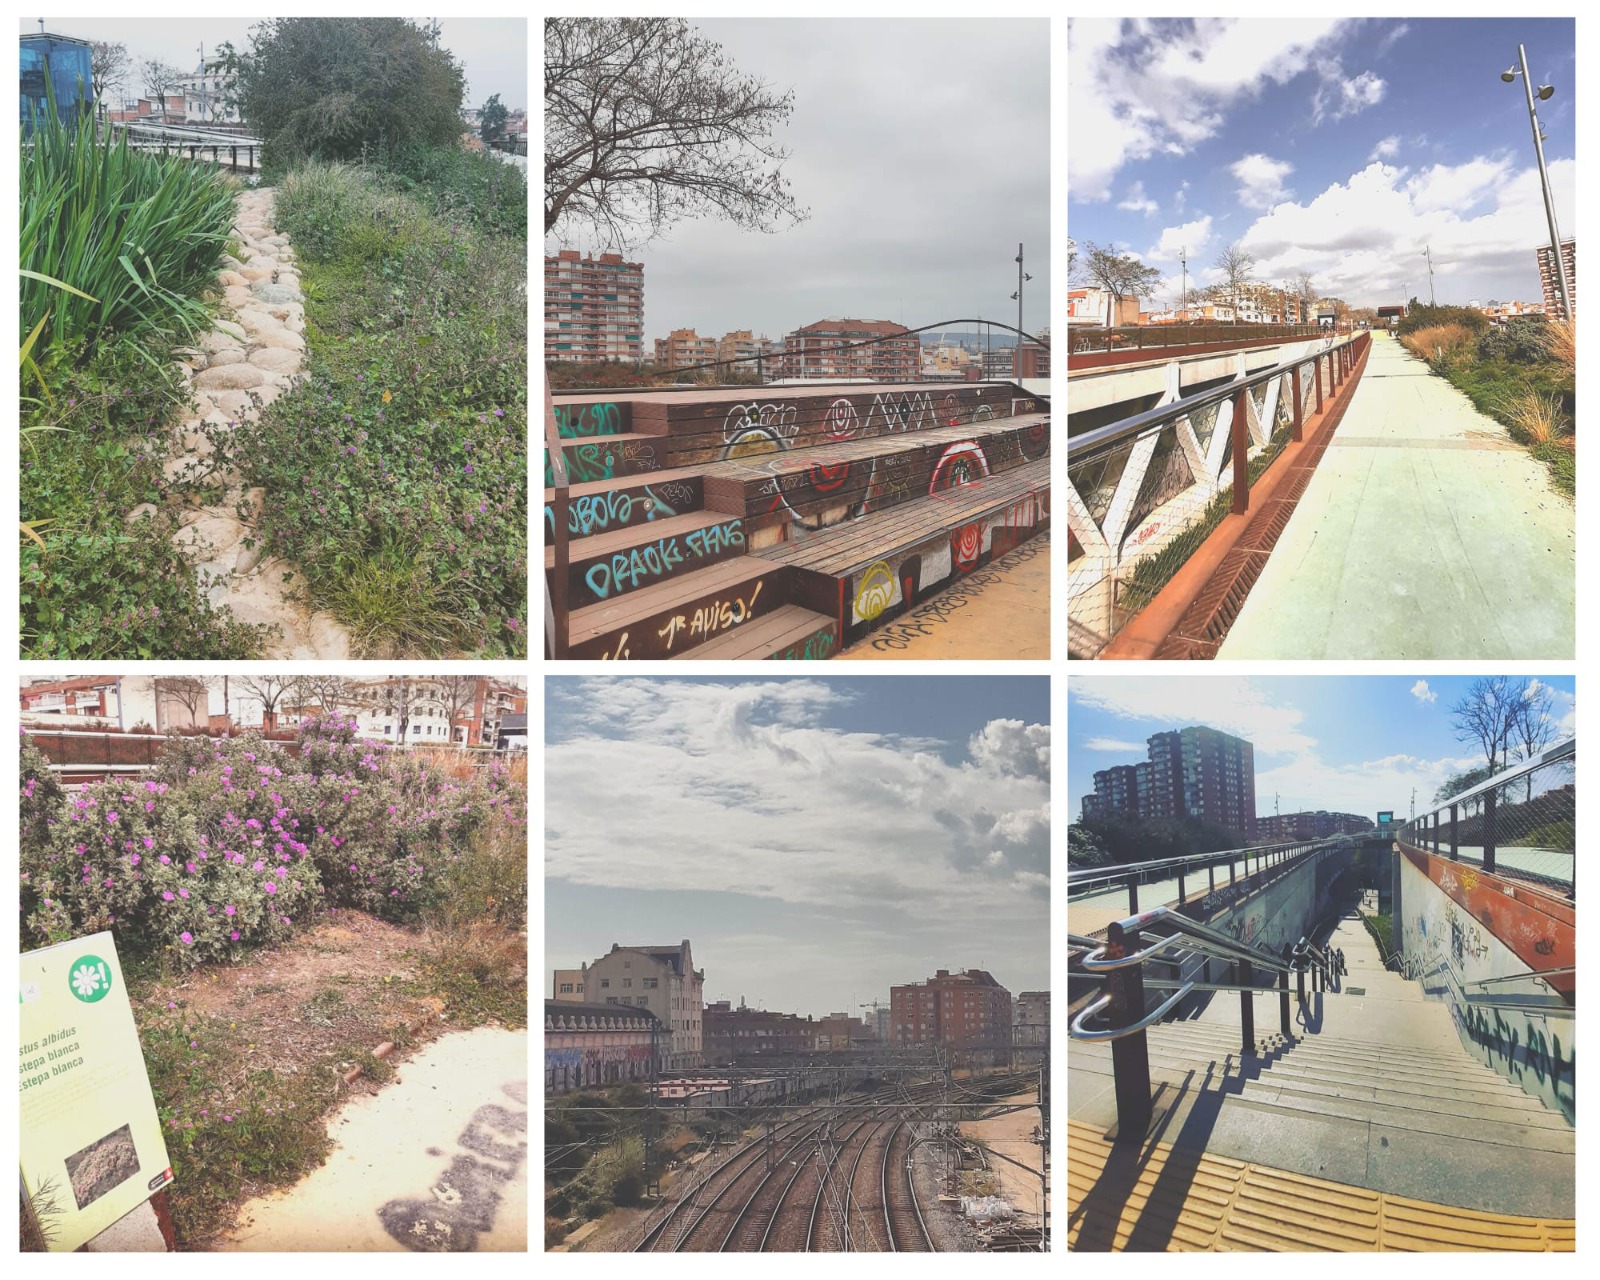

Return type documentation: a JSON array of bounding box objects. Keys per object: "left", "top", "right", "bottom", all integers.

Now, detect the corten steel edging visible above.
[
  {"left": 1099, "top": 332, "right": 1371, "bottom": 659},
  {"left": 1066, "top": 329, "right": 1322, "bottom": 372}
]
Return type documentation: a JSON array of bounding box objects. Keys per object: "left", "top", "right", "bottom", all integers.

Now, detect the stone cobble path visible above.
[{"left": 156, "top": 186, "right": 352, "bottom": 658}]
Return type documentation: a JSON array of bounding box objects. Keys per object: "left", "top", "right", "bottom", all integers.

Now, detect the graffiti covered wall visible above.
[{"left": 1396, "top": 849, "right": 1574, "bottom": 1121}]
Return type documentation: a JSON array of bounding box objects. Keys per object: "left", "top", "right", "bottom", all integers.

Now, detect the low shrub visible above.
[
  {"left": 1399, "top": 323, "right": 1478, "bottom": 367},
  {"left": 20, "top": 722, "right": 528, "bottom": 965}
]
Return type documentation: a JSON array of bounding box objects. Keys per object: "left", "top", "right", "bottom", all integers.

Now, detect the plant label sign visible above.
[{"left": 20, "top": 931, "right": 172, "bottom": 1252}]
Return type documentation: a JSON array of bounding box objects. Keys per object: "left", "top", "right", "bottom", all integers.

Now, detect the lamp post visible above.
[
  {"left": 1502, "top": 44, "right": 1573, "bottom": 320},
  {"left": 1010, "top": 243, "right": 1032, "bottom": 375},
  {"left": 1422, "top": 247, "right": 1436, "bottom": 307}
]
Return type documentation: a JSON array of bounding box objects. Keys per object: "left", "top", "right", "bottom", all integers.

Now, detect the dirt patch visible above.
[{"left": 132, "top": 909, "right": 446, "bottom": 1086}]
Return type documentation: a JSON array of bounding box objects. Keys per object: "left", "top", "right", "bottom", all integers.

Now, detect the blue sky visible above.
[
  {"left": 546, "top": 677, "right": 1049, "bottom": 1018},
  {"left": 1069, "top": 675, "right": 1576, "bottom": 824},
  {"left": 1069, "top": 18, "right": 1575, "bottom": 308}
]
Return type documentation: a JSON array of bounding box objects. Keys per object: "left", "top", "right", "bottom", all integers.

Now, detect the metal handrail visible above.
[
  {"left": 1461, "top": 966, "right": 1575, "bottom": 990},
  {"left": 1068, "top": 983, "right": 1196, "bottom": 1043},
  {"left": 1066, "top": 837, "right": 1333, "bottom": 893},
  {"left": 1077, "top": 933, "right": 1183, "bottom": 971},
  {"left": 1101, "top": 904, "right": 1301, "bottom": 976},
  {"left": 1412, "top": 738, "right": 1575, "bottom": 816},
  {"left": 1069, "top": 331, "right": 1357, "bottom": 460},
  {"left": 544, "top": 379, "right": 570, "bottom": 659}
]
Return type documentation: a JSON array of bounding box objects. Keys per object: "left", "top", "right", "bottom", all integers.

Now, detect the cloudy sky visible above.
[
  {"left": 1069, "top": 18, "right": 1575, "bottom": 308},
  {"left": 546, "top": 18, "right": 1050, "bottom": 348},
  {"left": 28, "top": 16, "right": 527, "bottom": 109},
  {"left": 1069, "top": 675, "right": 1576, "bottom": 825},
  {"left": 545, "top": 677, "right": 1050, "bottom": 1019}
]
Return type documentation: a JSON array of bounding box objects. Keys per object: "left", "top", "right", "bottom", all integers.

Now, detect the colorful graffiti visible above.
[
  {"left": 929, "top": 441, "right": 991, "bottom": 494},
  {"left": 554, "top": 402, "right": 622, "bottom": 437},
  {"left": 823, "top": 397, "right": 860, "bottom": 440},
  {"left": 771, "top": 627, "right": 836, "bottom": 661},
  {"left": 580, "top": 519, "right": 744, "bottom": 601},
  {"left": 547, "top": 484, "right": 680, "bottom": 538},
  {"left": 657, "top": 578, "right": 766, "bottom": 653},
  {"left": 854, "top": 561, "right": 896, "bottom": 622},
  {"left": 951, "top": 522, "right": 983, "bottom": 571},
  {"left": 864, "top": 534, "right": 1050, "bottom": 652}
]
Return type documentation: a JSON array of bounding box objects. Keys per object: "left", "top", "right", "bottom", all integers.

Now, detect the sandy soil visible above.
[{"left": 958, "top": 1093, "right": 1047, "bottom": 1224}]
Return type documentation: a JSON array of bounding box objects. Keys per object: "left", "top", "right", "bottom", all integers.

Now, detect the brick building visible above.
[
  {"left": 545, "top": 249, "right": 644, "bottom": 363},
  {"left": 704, "top": 1000, "right": 816, "bottom": 1059},
  {"left": 1081, "top": 725, "right": 1256, "bottom": 840},
  {"left": 552, "top": 941, "right": 704, "bottom": 1070},
  {"left": 890, "top": 969, "right": 1011, "bottom": 1049},
  {"left": 653, "top": 327, "right": 719, "bottom": 371},
  {"left": 1255, "top": 810, "right": 1374, "bottom": 841},
  {"left": 1536, "top": 238, "right": 1576, "bottom": 318},
  {"left": 1014, "top": 338, "right": 1051, "bottom": 379},
  {"left": 1014, "top": 991, "right": 1050, "bottom": 1046},
  {"left": 778, "top": 318, "right": 920, "bottom": 381}
]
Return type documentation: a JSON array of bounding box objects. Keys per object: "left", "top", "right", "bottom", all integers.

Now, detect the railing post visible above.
[
  {"left": 1450, "top": 803, "right": 1459, "bottom": 859},
  {"left": 1482, "top": 789, "right": 1497, "bottom": 873},
  {"left": 1295, "top": 940, "right": 1308, "bottom": 1004},
  {"left": 1178, "top": 867, "right": 1186, "bottom": 904},
  {"left": 1239, "top": 958, "right": 1255, "bottom": 1052},
  {"left": 1229, "top": 859, "right": 1236, "bottom": 887},
  {"left": 1230, "top": 387, "right": 1250, "bottom": 515},
  {"left": 544, "top": 381, "right": 571, "bottom": 659},
  {"left": 1126, "top": 873, "right": 1139, "bottom": 916},
  {"left": 1278, "top": 966, "right": 1291, "bottom": 1036},
  {"left": 1106, "top": 920, "right": 1152, "bottom": 1137},
  {"left": 1208, "top": 863, "right": 1216, "bottom": 895},
  {"left": 1291, "top": 363, "right": 1304, "bottom": 441},
  {"left": 1315, "top": 355, "right": 1324, "bottom": 414}
]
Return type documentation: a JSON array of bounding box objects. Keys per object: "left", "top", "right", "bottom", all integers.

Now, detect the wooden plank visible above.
[
  {"left": 566, "top": 559, "right": 792, "bottom": 660},
  {"left": 555, "top": 512, "right": 751, "bottom": 609},
  {"left": 542, "top": 474, "right": 705, "bottom": 542},
  {"left": 668, "top": 604, "right": 836, "bottom": 661}
]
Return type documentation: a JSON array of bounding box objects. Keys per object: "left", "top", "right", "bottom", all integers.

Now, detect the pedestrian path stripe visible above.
[{"left": 1066, "top": 1120, "right": 1575, "bottom": 1252}]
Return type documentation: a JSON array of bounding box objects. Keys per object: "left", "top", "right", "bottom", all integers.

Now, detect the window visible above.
[
  {"left": 643, "top": 978, "right": 658, "bottom": 989},
  {"left": 600, "top": 978, "right": 610, "bottom": 989},
  {"left": 623, "top": 978, "right": 632, "bottom": 988},
  {"left": 559, "top": 983, "right": 573, "bottom": 993}
]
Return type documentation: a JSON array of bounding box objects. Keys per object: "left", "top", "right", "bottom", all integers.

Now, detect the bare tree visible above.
[
  {"left": 1074, "top": 242, "right": 1162, "bottom": 327},
  {"left": 435, "top": 676, "right": 484, "bottom": 748},
  {"left": 154, "top": 676, "right": 211, "bottom": 731},
  {"left": 1449, "top": 676, "right": 1519, "bottom": 775},
  {"left": 1292, "top": 271, "right": 1316, "bottom": 306},
  {"left": 1214, "top": 243, "right": 1257, "bottom": 323},
  {"left": 1510, "top": 679, "right": 1560, "bottom": 802},
  {"left": 91, "top": 41, "right": 131, "bottom": 109},
  {"left": 545, "top": 17, "right": 808, "bottom": 245},
  {"left": 297, "top": 675, "right": 361, "bottom": 719},
  {"left": 235, "top": 675, "right": 302, "bottom": 732},
  {"left": 140, "top": 58, "right": 185, "bottom": 107}
]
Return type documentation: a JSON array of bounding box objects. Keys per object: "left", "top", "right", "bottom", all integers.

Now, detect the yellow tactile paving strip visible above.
[{"left": 1067, "top": 1121, "right": 1575, "bottom": 1252}]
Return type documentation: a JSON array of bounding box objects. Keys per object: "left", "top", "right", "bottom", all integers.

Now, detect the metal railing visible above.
[
  {"left": 1399, "top": 737, "right": 1575, "bottom": 892},
  {"left": 1068, "top": 905, "right": 1341, "bottom": 1133},
  {"left": 1067, "top": 331, "right": 1368, "bottom": 658},
  {"left": 1067, "top": 834, "right": 1356, "bottom": 915}
]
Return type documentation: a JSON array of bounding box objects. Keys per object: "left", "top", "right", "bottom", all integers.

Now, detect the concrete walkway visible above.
[
  {"left": 1219, "top": 332, "right": 1574, "bottom": 658},
  {"left": 219, "top": 1027, "right": 527, "bottom": 1252},
  {"left": 836, "top": 531, "right": 1050, "bottom": 659}
]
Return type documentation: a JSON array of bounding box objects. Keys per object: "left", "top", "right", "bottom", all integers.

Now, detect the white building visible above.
[
  {"left": 178, "top": 57, "right": 239, "bottom": 124},
  {"left": 554, "top": 941, "right": 705, "bottom": 1071}
]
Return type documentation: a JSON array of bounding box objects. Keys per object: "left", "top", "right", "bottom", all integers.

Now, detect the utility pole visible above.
[
  {"left": 1180, "top": 246, "right": 1188, "bottom": 322},
  {"left": 1423, "top": 246, "right": 1436, "bottom": 306}
]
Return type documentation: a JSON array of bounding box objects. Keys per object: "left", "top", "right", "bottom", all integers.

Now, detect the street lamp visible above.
[
  {"left": 1502, "top": 44, "right": 1573, "bottom": 320},
  {"left": 1010, "top": 242, "right": 1033, "bottom": 371}
]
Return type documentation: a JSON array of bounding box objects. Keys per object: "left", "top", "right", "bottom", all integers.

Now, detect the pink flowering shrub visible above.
[{"left": 19, "top": 726, "right": 525, "bottom": 965}]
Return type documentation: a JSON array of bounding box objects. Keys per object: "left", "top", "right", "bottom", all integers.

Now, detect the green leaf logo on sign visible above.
[{"left": 69, "top": 956, "right": 113, "bottom": 1003}]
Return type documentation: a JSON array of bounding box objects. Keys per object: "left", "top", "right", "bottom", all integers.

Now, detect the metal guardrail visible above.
[
  {"left": 1399, "top": 737, "right": 1575, "bottom": 890},
  {"left": 1069, "top": 902, "right": 1342, "bottom": 1133},
  {"left": 1067, "top": 834, "right": 1356, "bottom": 914},
  {"left": 1067, "top": 331, "right": 1368, "bottom": 658},
  {"left": 1069, "top": 323, "right": 1326, "bottom": 356}
]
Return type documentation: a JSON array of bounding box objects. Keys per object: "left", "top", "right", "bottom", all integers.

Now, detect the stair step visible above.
[
  {"left": 543, "top": 471, "right": 705, "bottom": 540},
  {"left": 698, "top": 414, "right": 1050, "bottom": 525},
  {"left": 553, "top": 399, "right": 632, "bottom": 437},
  {"left": 548, "top": 511, "right": 749, "bottom": 608},
  {"left": 565, "top": 558, "right": 790, "bottom": 661},
  {"left": 670, "top": 604, "right": 838, "bottom": 661},
  {"left": 544, "top": 432, "right": 668, "bottom": 487},
  {"left": 1246, "top": 1070, "right": 1569, "bottom": 1129},
  {"left": 1234, "top": 1081, "right": 1575, "bottom": 1154},
  {"left": 763, "top": 458, "right": 1050, "bottom": 642}
]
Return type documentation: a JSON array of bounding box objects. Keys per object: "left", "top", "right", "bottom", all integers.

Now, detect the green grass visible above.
[
  {"left": 1361, "top": 911, "right": 1397, "bottom": 968},
  {"left": 1430, "top": 355, "right": 1575, "bottom": 497}
]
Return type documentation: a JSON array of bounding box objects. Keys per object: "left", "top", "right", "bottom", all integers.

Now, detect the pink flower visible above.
[
  {"left": 106, "top": 811, "right": 119, "bottom": 822},
  {"left": 162, "top": 891, "right": 175, "bottom": 902},
  {"left": 225, "top": 905, "right": 236, "bottom": 916},
  {"left": 230, "top": 930, "right": 240, "bottom": 940},
  {"left": 178, "top": 888, "right": 190, "bottom": 899},
  {"left": 179, "top": 931, "right": 193, "bottom": 944},
  {"left": 264, "top": 882, "right": 278, "bottom": 895},
  {"left": 143, "top": 836, "right": 155, "bottom": 849}
]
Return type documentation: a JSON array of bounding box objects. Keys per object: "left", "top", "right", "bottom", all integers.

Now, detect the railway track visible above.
[{"left": 634, "top": 1071, "right": 1033, "bottom": 1252}]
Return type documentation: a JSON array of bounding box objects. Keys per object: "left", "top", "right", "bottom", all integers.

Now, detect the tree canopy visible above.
[
  {"left": 480, "top": 93, "right": 508, "bottom": 145},
  {"left": 545, "top": 17, "right": 807, "bottom": 246},
  {"left": 1073, "top": 241, "right": 1162, "bottom": 308},
  {"left": 235, "top": 17, "right": 466, "bottom": 166}
]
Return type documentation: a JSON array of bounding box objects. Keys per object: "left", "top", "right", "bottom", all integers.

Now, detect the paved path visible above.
[
  {"left": 219, "top": 1027, "right": 527, "bottom": 1252},
  {"left": 836, "top": 532, "right": 1049, "bottom": 659},
  {"left": 1220, "top": 332, "right": 1574, "bottom": 658}
]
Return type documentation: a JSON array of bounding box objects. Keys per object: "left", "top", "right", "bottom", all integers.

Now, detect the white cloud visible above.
[
  {"left": 1071, "top": 678, "right": 1316, "bottom": 758},
  {"left": 984, "top": 850, "right": 1007, "bottom": 868},
  {"left": 1083, "top": 736, "right": 1148, "bottom": 753},
  {"left": 1376, "top": 22, "right": 1410, "bottom": 57},
  {"left": 547, "top": 682, "right": 1050, "bottom": 921},
  {"left": 1256, "top": 751, "right": 1482, "bottom": 818},
  {"left": 1370, "top": 135, "right": 1400, "bottom": 162},
  {"left": 1117, "top": 181, "right": 1159, "bottom": 216},
  {"left": 969, "top": 718, "right": 1051, "bottom": 780},
  {"left": 1238, "top": 155, "right": 1574, "bottom": 306},
  {"left": 1149, "top": 215, "right": 1215, "bottom": 263},
  {"left": 1411, "top": 680, "right": 1437, "bottom": 705},
  {"left": 1068, "top": 17, "right": 1352, "bottom": 199},
  {"left": 1311, "top": 63, "right": 1385, "bottom": 124},
  {"left": 1231, "top": 153, "right": 1295, "bottom": 210}
]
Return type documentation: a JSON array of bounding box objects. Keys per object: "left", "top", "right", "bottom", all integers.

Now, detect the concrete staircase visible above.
[
  {"left": 1069, "top": 913, "right": 1574, "bottom": 1218},
  {"left": 544, "top": 382, "right": 1050, "bottom": 659}
]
